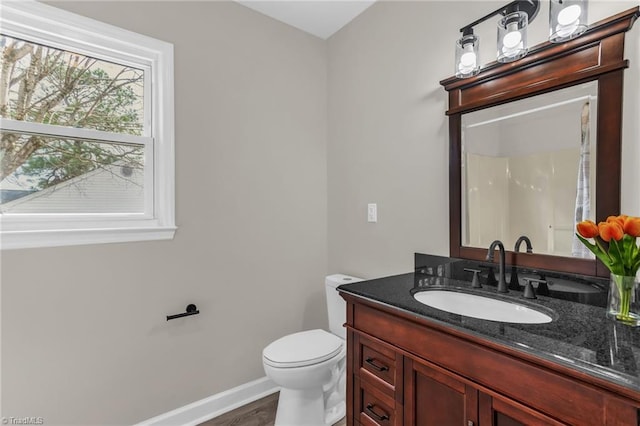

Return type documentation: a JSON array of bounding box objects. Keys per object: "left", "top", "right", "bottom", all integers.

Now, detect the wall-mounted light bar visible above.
[{"left": 455, "top": 0, "right": 589, "bottom": 79}]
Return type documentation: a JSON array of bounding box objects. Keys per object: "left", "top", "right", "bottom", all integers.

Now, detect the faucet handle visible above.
[
  {"left": 464, "top": 268, "right": 482, "bottom": 288},
  {"left": 534, "top": 279, "right": 550, "bottom": 296},
  {"left": 522, "top": 278, "right": 537, "bottom": 299},
  {"left": 523, "top": 278, "right": 548, "bottom": 298}
]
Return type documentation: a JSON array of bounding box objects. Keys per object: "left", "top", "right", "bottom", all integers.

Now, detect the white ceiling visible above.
[{"left": 235, "top": 1, "right": 376, "bottom": 39}]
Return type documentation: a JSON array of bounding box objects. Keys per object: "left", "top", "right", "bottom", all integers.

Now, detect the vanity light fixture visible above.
[
  {"left": 549, "top": 0, "right": 588, "bottom": 43},
  {"left": 455, "top": 0, "right": 540, "bottom": 76},
  {"left": 455, "top": 29, "right": 480, "bottom": 78},
  {"left": 497, "top": 9, "right": 530, "bottom": 62}
]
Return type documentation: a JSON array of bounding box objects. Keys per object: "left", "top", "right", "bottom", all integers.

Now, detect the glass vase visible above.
[{"left": 608, "top": 273, "right": 640, "bottom": 326}]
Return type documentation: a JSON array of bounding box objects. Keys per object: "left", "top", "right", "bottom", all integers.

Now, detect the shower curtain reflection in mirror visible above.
[{"left": 572, "top": 102, "right": 594, "bottom": 258}]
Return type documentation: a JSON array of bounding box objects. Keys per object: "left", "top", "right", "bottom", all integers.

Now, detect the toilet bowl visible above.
[{"left": 262, "top": 274, "right": 363, "bottom": 426}]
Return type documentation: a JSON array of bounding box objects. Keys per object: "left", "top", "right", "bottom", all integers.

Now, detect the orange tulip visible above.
[
  {"left": 576, "top": 220, "right": 599, "bottom": 238},
  {"left": 598, "top": 221, "right": 624, "bottom": 242},
  {"left": 623, "top": 216, "right": 640, "bottom": 237},
  {"left": 607, "top": 215, "right": 626, "bottom": 228}
]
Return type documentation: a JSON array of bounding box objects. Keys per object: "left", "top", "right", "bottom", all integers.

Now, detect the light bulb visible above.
[
  {"left": 558, "top": 5, "right": 582, "bottom": 25},
  {"left": 460, "top": 42, "right": 477, "bottom": 68},
  {"left": 503, "top": 30, "right": 522, "bottom": 49},
  {"left": 502, "top": 21, "right": 523, "bottom": 49},
  {"left": 549, "top": 0, "right": 588, "bottom": 43},
  {"left": 497, "top": 11, "right": 528, "bottom": 63},
  {"left": 460, "top": 51, "right": 477, "bottom": 68}
]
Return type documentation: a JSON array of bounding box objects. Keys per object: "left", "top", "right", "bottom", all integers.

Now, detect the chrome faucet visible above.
[
  {"left": 487, "top": 240, "right": 508, "bottom": 293},
  {"left": 510, "top": 236, "right": 533, "bottom": 290}
]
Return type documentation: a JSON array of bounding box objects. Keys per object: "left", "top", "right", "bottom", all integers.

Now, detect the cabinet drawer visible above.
[
  {"left": 358, "top": 335, "right": 399, "bottom": 390},
  {"left": 355, "top": 376, "right": 400, "bottom": 426}
]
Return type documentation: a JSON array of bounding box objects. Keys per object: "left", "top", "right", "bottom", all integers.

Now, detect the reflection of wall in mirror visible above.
[
  {"left": 465, "top": 154, "right": 508, "bottom": 247},
  {"left": 507, "top": 149, "right": 579, "bottom": 256},
  {"left": 466, "top": 150, "right": 580, "bottom": 255},
  {"left": 463, "top": 120, "right": 504, "bottom": 247}
]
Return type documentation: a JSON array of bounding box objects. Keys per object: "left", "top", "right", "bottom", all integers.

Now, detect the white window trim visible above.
[{"left": 0, "top": 0, "right": 176, "bottom": 250}]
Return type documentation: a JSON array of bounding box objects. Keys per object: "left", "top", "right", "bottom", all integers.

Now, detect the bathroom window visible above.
[{"left": 0, "top": 2, "right": 176, "bottom": 249}]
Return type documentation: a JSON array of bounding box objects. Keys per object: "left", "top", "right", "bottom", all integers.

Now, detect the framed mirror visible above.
[{"left": 440, "top": 7, "right": 639, "bottom": 278}]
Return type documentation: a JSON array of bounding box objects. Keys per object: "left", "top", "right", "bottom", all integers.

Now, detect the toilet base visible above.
[
  {"left": 324, "top": 399, "right": 346, "bottom": 425},
  {"left": 274, "top": 387, "right": 345, "bottom": 426}
]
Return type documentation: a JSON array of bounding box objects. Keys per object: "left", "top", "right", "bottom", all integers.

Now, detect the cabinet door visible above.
[
  {"left": 404, "top": 358, "right": 479, "bottom": 426},
  {"left": 478, "top": 392, "right": 567, "bottom": 426}
]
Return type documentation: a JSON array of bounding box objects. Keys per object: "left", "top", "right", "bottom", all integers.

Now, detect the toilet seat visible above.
[{"left": 263, "top": 329, "right": 343, "bottom": 368}]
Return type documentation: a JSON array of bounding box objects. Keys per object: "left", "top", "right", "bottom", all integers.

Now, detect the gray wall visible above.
[
  {"left": 1, "top": 1, "right": 327, "bottom": 424},
  {"left": 327, "top": 0, "right": 640, "bottom": 279},
  {"left": 2, "top": 1, "right": 639, "bottom": 425}
]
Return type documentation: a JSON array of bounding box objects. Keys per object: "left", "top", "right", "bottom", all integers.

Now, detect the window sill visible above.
[{"left": 0, "top": 226, "right": 177, "bottom": 250}]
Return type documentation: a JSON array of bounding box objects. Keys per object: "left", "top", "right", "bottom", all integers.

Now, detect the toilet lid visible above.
[{"left": 263, "top": 329, "right": 343, "bottom": 368}]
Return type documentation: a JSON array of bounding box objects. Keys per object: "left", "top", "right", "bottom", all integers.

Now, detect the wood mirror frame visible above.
[{"left": 440, "top": 7, "right": 639, "bottom": 278}]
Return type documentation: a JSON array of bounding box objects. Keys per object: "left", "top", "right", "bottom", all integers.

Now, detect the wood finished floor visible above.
[{"left": 200, "top": 392, "right": 347, "bottom": 426}]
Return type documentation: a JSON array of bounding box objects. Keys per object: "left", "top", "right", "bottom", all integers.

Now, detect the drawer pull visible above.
[
  {"left": 366, "top": 403, "right": 390, "bottom": 421},
  {"left": 365, "top": 357, "right": 389, "bottom": 372}
]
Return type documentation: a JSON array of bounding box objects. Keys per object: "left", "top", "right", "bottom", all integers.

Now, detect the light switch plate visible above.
[{"left": 367, "top": 203, "right": 377, "bottom": 223}]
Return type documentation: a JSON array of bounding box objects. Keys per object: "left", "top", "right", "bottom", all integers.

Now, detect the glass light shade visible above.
[
  {"left": 455, "top": 34, "right": 480, "bottom": 78},
  {"left": 549, "top": 0, "right": 588, "bottom": 43},
  {"left": 497, "top": 11, "right": 528, "bottom": 63}
]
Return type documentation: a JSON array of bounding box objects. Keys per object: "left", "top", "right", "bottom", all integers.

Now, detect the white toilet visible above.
[{"left": 262, "top": 274, "right": 363, "bottom": 426}]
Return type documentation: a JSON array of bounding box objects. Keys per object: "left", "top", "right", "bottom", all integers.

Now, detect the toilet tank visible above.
[{"left": 326, "top": 274, "right": 364, "bottom": 339}]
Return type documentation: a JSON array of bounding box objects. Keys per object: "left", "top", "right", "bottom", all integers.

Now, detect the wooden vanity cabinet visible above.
[{"left": 343, "top": 294, "right": 640, "bottom": 426}]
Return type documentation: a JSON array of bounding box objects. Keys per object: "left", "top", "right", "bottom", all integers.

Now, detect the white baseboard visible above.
[{"left": 136, "top": 377, "right": 279, "bottom": 426}]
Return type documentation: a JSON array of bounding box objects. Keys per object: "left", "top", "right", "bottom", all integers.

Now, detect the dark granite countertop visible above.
[{"left": 338, "top": 254, "right": 640, "bottom": 394}]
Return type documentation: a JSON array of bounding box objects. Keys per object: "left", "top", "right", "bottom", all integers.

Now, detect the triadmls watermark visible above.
[{"left": 1, "top": 417, "right": 44, "bottom": 425}]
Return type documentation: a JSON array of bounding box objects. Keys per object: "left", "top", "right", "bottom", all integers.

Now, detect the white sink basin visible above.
[{"left": 413, "top": 290, "right": 553, "bottom": 324}]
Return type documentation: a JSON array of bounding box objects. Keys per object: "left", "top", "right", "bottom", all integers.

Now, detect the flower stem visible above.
[{"left": 614, "top": 274, "right": 635, "bottom": 322}]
